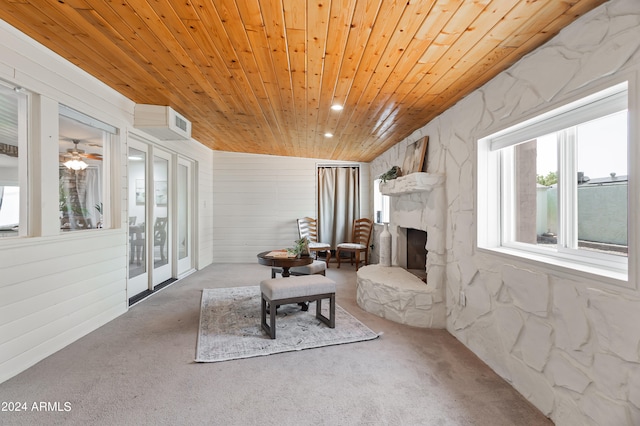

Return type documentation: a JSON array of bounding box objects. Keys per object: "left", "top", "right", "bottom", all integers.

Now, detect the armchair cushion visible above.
[
  {"left": 309, "top": 242, "right": 331, "bottom": 249},
  {"left": 336, "top": 243, "right": 367, "bottom": 250}
]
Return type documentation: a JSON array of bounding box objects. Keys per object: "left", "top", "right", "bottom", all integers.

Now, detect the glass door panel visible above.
[
  {"left": 177, "top": 159, "right": 193, "bottom": 275},
  {"left": 153, "top": 151, "right": 171, "bottom": 286},
  {"left": 128, "top": 142, "right": 149, "bottom": 297}
]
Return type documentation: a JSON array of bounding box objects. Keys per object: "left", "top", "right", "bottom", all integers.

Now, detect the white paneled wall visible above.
[
  {"left": 212, "top": 151, "right": 370, "bottom": 263},
  {"left": 0, "top": 19, "right": 215, "bottom": 384},
  {"left": 0, "top": 19, "right": 134, "bottom": 384},
  {"left": 195, "top": 150, "right": 215, "bottom": 269},
  {"left": 0, "top": 232, "right": 128, "bottom": 378}
]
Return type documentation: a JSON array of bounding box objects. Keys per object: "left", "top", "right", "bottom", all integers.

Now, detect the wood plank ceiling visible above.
[{"left": 0, "top": 0, "right": 607, "bottom": 162}]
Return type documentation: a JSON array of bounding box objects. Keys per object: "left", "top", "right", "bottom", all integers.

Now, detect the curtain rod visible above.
[{"left": 316, "top": 163, "right": 360, "bottom": 168}]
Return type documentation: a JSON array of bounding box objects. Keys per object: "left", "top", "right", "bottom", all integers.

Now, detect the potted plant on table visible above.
[{"left": 287, "top": 237, "right": 310, "bottom": 258}]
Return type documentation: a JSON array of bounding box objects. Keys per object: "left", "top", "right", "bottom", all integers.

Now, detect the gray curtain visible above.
[{"left": 317, "top": 166, "right": 359, "bottom": 247}]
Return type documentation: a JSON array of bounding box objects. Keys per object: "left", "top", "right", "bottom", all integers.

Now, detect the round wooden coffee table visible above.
[{"left": 256, "top": 250, "right": 313, "bottom": 277}]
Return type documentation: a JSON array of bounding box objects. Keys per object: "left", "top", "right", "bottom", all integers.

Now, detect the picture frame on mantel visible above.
[{"left": 401, "top": 136, "right": 429, "bottom": 175}]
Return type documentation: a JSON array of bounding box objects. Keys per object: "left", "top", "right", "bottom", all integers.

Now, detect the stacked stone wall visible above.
[{"left": 371, "top": 1, "right": 640, "bottom": 424}]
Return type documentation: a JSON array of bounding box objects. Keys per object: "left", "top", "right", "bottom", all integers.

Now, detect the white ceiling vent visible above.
[{"left": 134, "top": 105, "right": 191, "bottom": 140}]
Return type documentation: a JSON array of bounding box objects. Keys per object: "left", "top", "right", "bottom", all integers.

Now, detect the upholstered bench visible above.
[{"left": 260, "top": 275, "right": 336, "bottom": 339}]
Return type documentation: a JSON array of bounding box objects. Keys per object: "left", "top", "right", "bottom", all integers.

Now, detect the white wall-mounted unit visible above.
[{"left": 134, "top": 104, "right": 192, "bottom": 140}]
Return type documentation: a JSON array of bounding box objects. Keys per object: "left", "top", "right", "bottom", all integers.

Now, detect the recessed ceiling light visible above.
[
  {"left": 330, "top": 104, "right": 343, "bottom": 111},
  {"left": 324, "top": 133, "right": 333, "bottom": 138}
]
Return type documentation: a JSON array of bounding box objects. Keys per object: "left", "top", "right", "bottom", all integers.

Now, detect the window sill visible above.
[
  {"left": 0, "top": 227, "right": 122, "bottom": 249},
  {"left": 477, "top": 246, "right": 630, "bottom": 289}
]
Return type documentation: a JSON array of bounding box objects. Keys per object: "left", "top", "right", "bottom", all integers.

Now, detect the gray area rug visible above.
[{"left": 196, "top": 286, "right": 380, "bottom": 362}]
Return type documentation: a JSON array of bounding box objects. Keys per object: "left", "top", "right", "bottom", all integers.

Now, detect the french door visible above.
[{"left": 128, "top": 136, "right": 195, "bottom": 301}]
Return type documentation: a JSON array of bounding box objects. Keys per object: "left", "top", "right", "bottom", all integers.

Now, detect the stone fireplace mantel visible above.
[
  {"left": 379, "top": 172, "right": 444, "bottom": 196},
  {"left": 360, "top": 170, "right": 447, "bottom": 329}
]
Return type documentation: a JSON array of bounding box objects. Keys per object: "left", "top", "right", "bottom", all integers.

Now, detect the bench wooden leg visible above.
[
  {"left": 261, "top": 294, "right": 276, "bottom": 339},
  {"left": 330, "top": 294, "right": 335, "bottom": 327},
  {"left": 315, "top": 294, "right": 335, "bottom": 329},
  {"left": 269, "top": 300, "right": 276, "bottom": 338},
  {"left": 262, "top": 292, "right": 336, "bottom": 339}
]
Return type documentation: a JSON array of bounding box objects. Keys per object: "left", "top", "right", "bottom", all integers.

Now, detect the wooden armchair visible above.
[
  {"left": 336, "top": 218, "right": 373, "bottom": 271},
  {"left": 297, "top": 217, "right": 332, "bottom": 267}
]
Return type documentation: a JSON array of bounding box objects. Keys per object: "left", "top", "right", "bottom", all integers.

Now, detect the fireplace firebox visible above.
[{"left": 397, "top": 227, "right": 427, "bottom": 282}]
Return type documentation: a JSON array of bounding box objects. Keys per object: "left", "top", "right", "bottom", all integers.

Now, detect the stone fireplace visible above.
[{"left": 356, "top": 172, "right": 446, "bottom": 328}]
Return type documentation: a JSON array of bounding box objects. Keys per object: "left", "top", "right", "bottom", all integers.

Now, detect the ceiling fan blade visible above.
[{"left": 83, "top": 153, "right": 103, "bottom": 160}]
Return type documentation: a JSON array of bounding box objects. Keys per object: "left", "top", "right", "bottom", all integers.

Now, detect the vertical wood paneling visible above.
[
  {"left": 341, "top": 0, "right": 438, "bottom": 145},
  {"left": 259, "top": 0, "right": 298, "bottom": 154},
  {"left": 283, "top": 0, "right": 308, "bottom": 154},
  {"left": 306, "top": 0, "right": 330, "bottom": 149},
  {"left": 312, "top": 0, "right": 356, "bottom": 157},
  {"left": 329, "top": 0, "right": 408, "bottom": 159},
  {"left": 236, "top": 0, "right": 292, "bottom": 151}
]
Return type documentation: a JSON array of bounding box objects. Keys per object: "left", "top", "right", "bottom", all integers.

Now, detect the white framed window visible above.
[
  {"left": 478, "top": 82, "right": 629, "bottom": 281},
  {"left": 373, "top": 178, "right": 390, "bottom": 224},
  {"left": 58, "top": 105, "right": 116, "bottom": 232}
]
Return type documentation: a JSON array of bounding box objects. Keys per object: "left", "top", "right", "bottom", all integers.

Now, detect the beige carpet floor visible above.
[{"left": 0, "top": 263, "right": 552, "bottom": 426}]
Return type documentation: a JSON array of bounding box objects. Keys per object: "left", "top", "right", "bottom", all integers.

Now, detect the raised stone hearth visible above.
[
  {"left": 364, "top": 171, "right": 446, "bottom": 328},
  {"left": 356, "top": 264, "right": 444, "bottom": 328}
]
